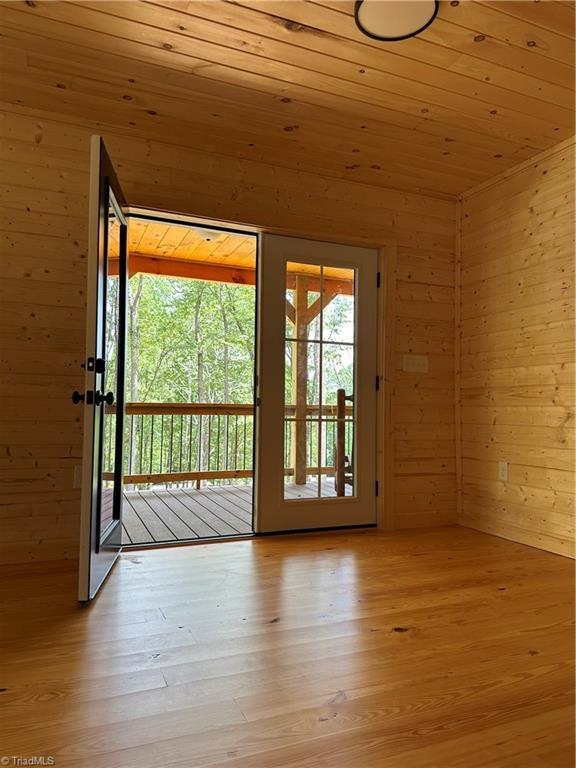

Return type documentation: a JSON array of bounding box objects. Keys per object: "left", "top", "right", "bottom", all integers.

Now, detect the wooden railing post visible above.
[
  {"left": 291, "top": 275, "right": 308, "bottom": 485},
  {"left": 335, "top": 388, "right": 346, "bottom": 496}
]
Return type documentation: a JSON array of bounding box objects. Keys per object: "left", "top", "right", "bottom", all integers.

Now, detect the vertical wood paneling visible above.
[
  {"left": 0, "top": 108, "right": 457, "bottom": 563},
  {"left": 459, "top": 138, "right": 575, "bottom": 557}
]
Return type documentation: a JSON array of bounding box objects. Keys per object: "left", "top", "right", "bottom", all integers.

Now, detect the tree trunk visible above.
[
  {"left": 193, "top": 283, "right": 207, "bottom": 479},
  {"left": 128, "top": 275, "right": 144, "bottom": 474},
  {"left": 129, "top": 275, "right": 144, "bottom": 401},
  {"left": 220, "top": 286, "right": 230, "bottom": 475}
]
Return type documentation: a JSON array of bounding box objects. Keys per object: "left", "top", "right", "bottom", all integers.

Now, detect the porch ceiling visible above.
[{"left": 110, "top": 218, "right": 354, "bottom": 283}]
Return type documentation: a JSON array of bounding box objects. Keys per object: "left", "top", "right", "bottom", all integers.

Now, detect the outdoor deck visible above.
[{"left": 122, "top": 478, "right": 345, "bottom": 545}]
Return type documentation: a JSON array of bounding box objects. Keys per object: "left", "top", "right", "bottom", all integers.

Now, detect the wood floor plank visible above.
[
  {"left": 126, "top": 492, "right": 177, "bottom": 543},
  {"left": 0, "top": 528, "right": 572, "bottom": 767},
  {"left": 179, "top": 488, "right": 252, "bottom": 534},
  {"left": 151, "top": 490, "right": 219, "bottom": 539},
  {"left": 148, "top": 491, "right": 201, "bottom": 540},
  {"left": 174, "top": 490, "right": 246, "bottom": 537},
  {"left": 122, "top": 495, "right": 154, "bottom": 544},
  {"left": 187, "top": 491, "right": 250, "bottom": 533}
]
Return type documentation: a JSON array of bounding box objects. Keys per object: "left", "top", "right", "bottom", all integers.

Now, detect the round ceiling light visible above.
[{"left": 354, "top": 0, "right": 439, "bottom": 41}]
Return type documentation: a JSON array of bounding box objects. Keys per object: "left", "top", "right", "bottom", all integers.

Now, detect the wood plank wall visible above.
[
  {"left": 459, "top": 138, "right": 575, "bottom": 558},
  {"left": 0, "top": 108, "right": 456, "bottom": 564}
]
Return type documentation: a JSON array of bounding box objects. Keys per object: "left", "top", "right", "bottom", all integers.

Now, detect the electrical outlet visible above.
[
  {"left": 73, "top": 464, "right": 83, "bottom": 488},
  {"left": 498, "top": 461, "right": 508, "bottom": 482}
]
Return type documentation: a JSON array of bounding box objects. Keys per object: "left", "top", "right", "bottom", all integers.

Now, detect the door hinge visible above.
[
  {"left": 375, "top": 480, "right": 379, "bottom": 497},
  {"left": 375, "top": 375, "right": 380, "bottom": 392},
  {"left": 376, "top": 271, "right": 381, "bottom": 288}
]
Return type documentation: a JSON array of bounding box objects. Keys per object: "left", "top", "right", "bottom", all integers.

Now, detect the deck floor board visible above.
[{"left": 122, "top": 480, "right": 339, "bottom": 545}]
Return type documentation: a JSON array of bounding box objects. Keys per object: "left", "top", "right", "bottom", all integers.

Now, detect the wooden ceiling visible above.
[
  {"left": 110, "top": 219, "right": 352, "bottom": 282},
  {"left": 0, "top": 0, "right": 574, "bottom": 198},
  {"left": 128, "top": 219, "right": 257, "bottom": 268}
]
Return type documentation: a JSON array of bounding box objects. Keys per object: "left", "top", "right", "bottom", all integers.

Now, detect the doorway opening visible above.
[
  {"left": 106, "top": 214, "right": 258, "bottom": 545},
  {"left": 79, "top": 137, "right": 378, "bottom": 600}
]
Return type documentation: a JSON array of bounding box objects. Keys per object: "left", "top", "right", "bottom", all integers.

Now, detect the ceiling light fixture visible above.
[{"left": 354, "top": 0, "right": 439, "bottom": 41}]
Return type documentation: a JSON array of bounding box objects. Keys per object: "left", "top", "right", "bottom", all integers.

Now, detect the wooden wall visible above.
[
  {"left": 0, "top": 107, "right": 456, "bottom": 564},
  {"left": 459, "top": 138, "right": 575, "bottom": 558}
]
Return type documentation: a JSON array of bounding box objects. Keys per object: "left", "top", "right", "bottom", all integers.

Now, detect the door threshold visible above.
[
  {"left": 122, "top": 532, "right": 254, "bottom": 551},
  {"left": 256, "top": 524, "right": 377, "bottom": 537}
]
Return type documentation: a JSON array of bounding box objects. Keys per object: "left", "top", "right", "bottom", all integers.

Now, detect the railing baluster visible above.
[
  {"left": 216, "top": 415, "right": 221, "bottom": 485},
  {"left": 197, "top": 414, "right": 202, "bottom": 472},
  {"left": 139, "top": 415, "right": 144, "bottom": 476},
  {"left": 225, "top": 415, "right": 229, "bottom": 472},
  {"left": 179, "top": 414, "right": 183, "bottom": 474},
  {"left": 149, "top": 415, "right": 154, "bottom": 475},
  {"left": 233, "top": 415, "right": 238, "bottom": 471},
  {"left": 188, "top": 414, "right": 193, "bottom": 472},
  {"left": 243, "top": 416, "right": 247, "bottom": 471},
  {"left": 207, "top": 415, "right": 212, "bottom": 473},
  {"left": 159, "top": 415, "right": 164, "bottom": 477},
  {"left": 129, "top": 415, "right": 135, "bottom": 475},
  {"left": 169, "top": 415, "right": 174, "bottom": 474}
]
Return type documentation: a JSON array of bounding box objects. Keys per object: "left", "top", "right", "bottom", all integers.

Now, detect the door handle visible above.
[
  {"left": 72, "top": 391, "right": 95, "bottom": 405},
  {"left": 95, "top": 390, "right": 115, "bottom": 407}
]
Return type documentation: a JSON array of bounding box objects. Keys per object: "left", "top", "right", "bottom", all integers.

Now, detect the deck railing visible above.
[{"left": 105, "top": 401, "right": 353, "bottom": 489}]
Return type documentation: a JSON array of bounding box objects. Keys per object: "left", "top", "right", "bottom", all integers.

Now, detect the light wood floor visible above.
[{"left": 0, "top": 527, "right": 573, "bottom": 767}]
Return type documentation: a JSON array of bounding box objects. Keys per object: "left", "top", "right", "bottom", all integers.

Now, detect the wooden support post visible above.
[
  {"left": 291, "top": 275, "right": 308, "bottom": 485},
  {"left": 335, "top": 388, "right": 346, "bottom": 496}
]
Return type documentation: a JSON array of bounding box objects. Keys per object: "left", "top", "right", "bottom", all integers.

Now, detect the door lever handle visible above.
[{"left": 95, "top": 390, "right": 115, "bottom": 407}]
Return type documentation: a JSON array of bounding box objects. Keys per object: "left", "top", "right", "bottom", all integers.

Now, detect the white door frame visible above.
[{"left": 254, "top": 233, "right": 379, "bottom": 533}]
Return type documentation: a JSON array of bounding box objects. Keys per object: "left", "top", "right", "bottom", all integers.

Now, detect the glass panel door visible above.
[
  {"left": 78, "top": 136, "right": 128, "bottom": 601},
  {"left": 283, "top": 262, "right": 356, "bottom": 500},
  {"left": 98, "top": 189, "right": 126, "bottom": 547},
  {"left": 255, "top": 235, "right": 377, "bottom": 533}
]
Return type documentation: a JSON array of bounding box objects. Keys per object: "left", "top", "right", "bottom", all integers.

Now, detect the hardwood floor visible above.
[{"left": 0, "top": 527, "right": 573, "bottom": 767}]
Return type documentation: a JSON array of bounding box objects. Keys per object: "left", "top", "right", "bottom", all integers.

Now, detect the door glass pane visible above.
[
  {"left": 322, "top": 267, "right": 355, "bottom": 343},
  {"left": 321, "top": 343, "right": 354, "bottom": 409},
  {"left": 284, "top": 420, "right": 320, "bottom": 498},
  {"left": 285, "top": 262, "right": 322, "bottom": 341},
  {"left": 100, "top": 192, "right": 122, "bottom": 539},
  {"left": 283, "top": 262, "right": 356, "bottom": 501},
  {"left": 284, "top": 341, "right": 320, "bottom": 417}
]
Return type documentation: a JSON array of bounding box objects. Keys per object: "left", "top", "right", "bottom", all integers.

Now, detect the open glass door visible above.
[
  {"left": 255, "top": 234, "right": 378, "bottom": 532},
  {"left": 77, "top": 136, "right": 128, "bottom": 601}
]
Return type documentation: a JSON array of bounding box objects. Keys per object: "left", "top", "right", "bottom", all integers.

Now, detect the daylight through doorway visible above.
[{"left": 108, "top": 216, "right": 258, "bottom": 545}]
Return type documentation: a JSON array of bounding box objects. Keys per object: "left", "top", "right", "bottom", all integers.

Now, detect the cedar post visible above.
[
  {"left": 291, "top": 275, "right": 308, "bottom": 485},
  {"left": 335, "top": 388, "right": 346, "bottom": 496}
]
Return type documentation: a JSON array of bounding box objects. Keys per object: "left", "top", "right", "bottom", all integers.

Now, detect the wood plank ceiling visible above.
[{"left": 0, "top": 0, "right": 574, "bottom": 198}]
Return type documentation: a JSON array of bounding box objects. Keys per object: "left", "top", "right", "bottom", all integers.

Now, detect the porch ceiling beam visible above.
[
  {"left": 109, "top": 253, "right": 257, "bottom": 286},
  {"left": 108, "top": 254, "right": 353, "bottom": 295}
]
